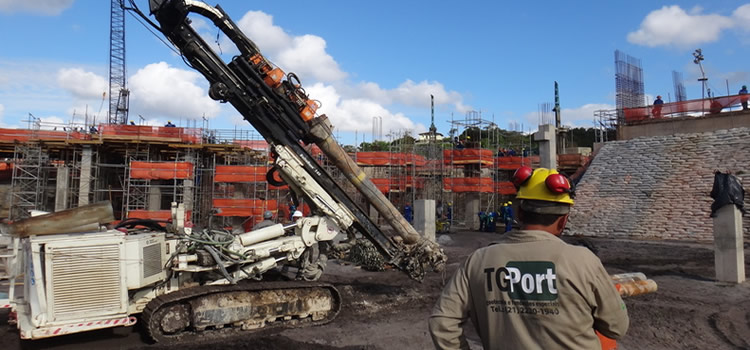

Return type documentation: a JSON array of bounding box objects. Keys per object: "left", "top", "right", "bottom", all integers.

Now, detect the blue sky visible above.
[{"left": 1, "top": 1, "right": 750, "bottom": 145}]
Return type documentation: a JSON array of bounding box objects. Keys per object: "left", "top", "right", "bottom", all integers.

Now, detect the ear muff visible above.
[
  {"left": 545, "top": 173, "right": 576, "bottom": 198},
  {"left": 512, "top": 166, "right": 533, "bottom": 188},
  {"left": 545, "top": 173, "right": 569, "bottom": 193}
]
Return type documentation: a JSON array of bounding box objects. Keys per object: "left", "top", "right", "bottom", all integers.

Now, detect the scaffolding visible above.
[
  {"left": 208, "top": 130, "right": 293, "bottom": 230},
  {"left": 124, "top": 159, "right": 195, "bottom": 221},
  {"left": 594, "top": 109, "right": 619, "bottom": 143},
  {"left": 0, "top": 119, "right": 555, "bottom": 234},
  {"left": 9, "top": 143, "right": 47, "bottom": 219}
]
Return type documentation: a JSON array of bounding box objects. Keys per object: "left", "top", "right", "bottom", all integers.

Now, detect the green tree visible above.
[{"left": 359, "top": 140, "right": 390, "bottom": 151}]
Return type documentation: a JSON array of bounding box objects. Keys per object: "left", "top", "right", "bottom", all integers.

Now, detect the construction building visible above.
[{"left": 0, "top": 112, "right": 594, "bottom": 233}]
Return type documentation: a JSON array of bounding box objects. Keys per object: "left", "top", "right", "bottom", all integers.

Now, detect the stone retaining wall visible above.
[{"left": 566, "top": 127, "right": 750, "bottom": 242}]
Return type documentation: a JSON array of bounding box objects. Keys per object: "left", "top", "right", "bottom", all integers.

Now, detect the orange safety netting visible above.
[
  {"left": 408, "top": 154, "right": 427, "bottom": 166},
  {"left": 370, "top": 178, "right": 390, "bottom": 193},
  {"left": 370, "top": 176, "right": 425, "bottom": 193},
  {"left": 233, "top": 140, "right": 270, "bottom": 151},
  {"left": 0, "top": 162, "right": 12, "bottom": 181},
  {"left": 212, "top": 199, "right": 278, "bottom": 217},
  {"left": 444, "top": 149, "right": 495, "bottom": 166},
  {"left": 623, "top": 94, "right": 745, "bottom": 123},
  {"left": 444, "top": 177, "right": 495, "bottom": 193},
  {"left": 443, "top": 178, "right": 518, "bottom": 194},
  {"left": 213, "top": 166, "right": 288, "bottom": 189},
  {"left": 355, "top": 152, "right": 398, "bottom": 166},
  {"left": 355, "top": 152, "right": 427, "bottom": 167},
  {"left": 0, "top": 128, "right": 94, "bottom": 142},
  {"left": 127, "top": 210, "right": 192, "bottom": 221},
  {"left": 495, "top": 181, "right": 517, "bottom": 195},
  {"left": 99, "top": 125, "right": 202, "bottom": 143},
  {"left": 130, "top": 161, "right": 194, "bottom": 180},
  {"left": 215, "top": 165, "right": 269, "bottom": 183},
  {"left": 494, "top": 156, "right": 538, "bottom": 169}
]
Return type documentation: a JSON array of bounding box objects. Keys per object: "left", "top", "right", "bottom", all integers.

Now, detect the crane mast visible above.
[{"left": 109, "top": 0, "right": 129, "bottom": 124}]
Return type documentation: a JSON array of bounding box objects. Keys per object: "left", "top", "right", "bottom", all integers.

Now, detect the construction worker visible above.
[
  {"left": 165, "top": 120, "right": 176, "bottom": 127},
  {"left": 252, "top": 210, "right": 275, "bottom": 230},
  {"left": 288, "top": 202, "right": 297, "bottom": 221},
  {"left": 739, "top": 85, "right": 748, "bottom": 110},
  {"left": 403, "top": 203, "right": 413, "bottom": 223},
  {"left": 429, "top": 167, "right": 629, "bottom": 349},
  {"left": 292, "top": 210, "right": 303, "bottom": 222},
  {"left": 503, "top": 201, "right": 514, "bottom": 233},
  {"left": 652, "top": 95, "right": 664, "bottom": 118},
  {"left": 484, "top": 211, "right": 496, "bottom": 232}
]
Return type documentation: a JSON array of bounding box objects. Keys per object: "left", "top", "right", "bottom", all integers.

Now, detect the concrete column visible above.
[
  {"left": 182, "top": 179, "right": 194, "bottom": 211},
  {"left": 55, "top": 166, "right": 69, "bottom": 212},
  {"left": 78, "top": 146, "right": 92, "bottom": 206},
  {"left": 148, "top": 185, "right": 162, "bottom": 211},
  {"left": 466, "top": 197, "right": 479, "bottom": 231},
  {"left": 414, "top": 199, "right": 436, "bottom": 241},
  {"left": 183, "top": 154, "right": 194, "bottom": 212},
  {"left": 713, "top": 205, "right": 745, "bottom": 283},
  {"left": 534, "top": 124, "right": 557, "bottom": 169}
]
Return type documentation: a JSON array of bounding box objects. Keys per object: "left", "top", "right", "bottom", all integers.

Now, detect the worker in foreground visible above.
[{"left": 429, "top": 167, "right": 628, "bottom": 349}]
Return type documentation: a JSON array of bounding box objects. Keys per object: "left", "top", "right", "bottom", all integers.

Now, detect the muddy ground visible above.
[{"left": 2, "top": 230, "right": 750, "bottom": 350}]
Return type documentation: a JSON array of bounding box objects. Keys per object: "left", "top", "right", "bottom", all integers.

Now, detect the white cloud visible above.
[
  {"left": 306, "top": 82, "right": 424, "bottom": 134},
  {"left": 39, "top": 116, "right": 65, "bottom": 129},
  {"left": 627, "top": 5, "right": 735, "bottom": 48},
  {"left": 235, "top": 11, "right": 291, "bottom": 56},
  {"left": 350, "top": 80, "right": 470, "bottom": 115},
  {"left": 235, "top": 11, "right": 346, "bottom": 82},
  {"left": 57, "top": 68, "right": 108, "bottom": 100},
  {"left": 277, "top": 35, "right": 347, "bottom": 82},
  {"left": 223, "top": 10, "right": 469, "bottom": 132},
  {"left": 0, "top": 0, "right": 73, "bottom": 15},
  {"left": 0, "top": 104, "right": 4, "bottom": 119},
  {"left": 732, "top": 4, "right": 750, "bottom": 31},
  {"left": 128, "top": 62, "right": 221, "bottom": 119},
  {"left": 562, "top": 103, "right": 616, "bottom": 126},
  {"left": 179, "top": 9, "right": 469, "bottom": 135}
]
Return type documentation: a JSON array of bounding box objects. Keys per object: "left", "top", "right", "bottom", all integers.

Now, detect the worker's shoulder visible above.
[{"left": 557, "top": 241, "right": 605, "bottom": 269}]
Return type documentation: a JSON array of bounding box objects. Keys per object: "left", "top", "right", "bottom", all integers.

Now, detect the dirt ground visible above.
[{"left": 2, "top": 230, "right": 750, "bottom": 350}]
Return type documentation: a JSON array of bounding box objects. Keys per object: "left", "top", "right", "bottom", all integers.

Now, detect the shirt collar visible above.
[{"left": 502, "top": 229, "right": 564, "bottom": 243}]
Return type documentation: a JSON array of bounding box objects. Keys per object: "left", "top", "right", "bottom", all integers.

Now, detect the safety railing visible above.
[{"left": 623, "top": 94, "right": 746, "bottom": 124}]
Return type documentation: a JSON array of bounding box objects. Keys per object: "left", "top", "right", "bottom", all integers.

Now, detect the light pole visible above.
[{"left": 693, "top": 49, "right": 708, "bottom": 115}]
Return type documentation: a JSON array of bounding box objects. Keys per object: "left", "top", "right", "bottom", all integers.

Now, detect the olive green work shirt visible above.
[{"left": 429, "top": 230, "right": 629, "bottom": 349}]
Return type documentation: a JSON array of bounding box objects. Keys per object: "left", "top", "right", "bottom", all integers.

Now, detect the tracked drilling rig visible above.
[{"left": 2, "top": 0, "right": 446, "bottom": 342}]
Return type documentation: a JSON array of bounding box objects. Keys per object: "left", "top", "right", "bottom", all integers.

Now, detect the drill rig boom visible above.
[{"left": 147, "top": 0, "right": 446, "bottom": 278}]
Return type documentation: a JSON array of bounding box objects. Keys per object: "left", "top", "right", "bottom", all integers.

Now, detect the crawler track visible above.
[{"left": 142, "top": 281, "right": 341, "bottom": 344}]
